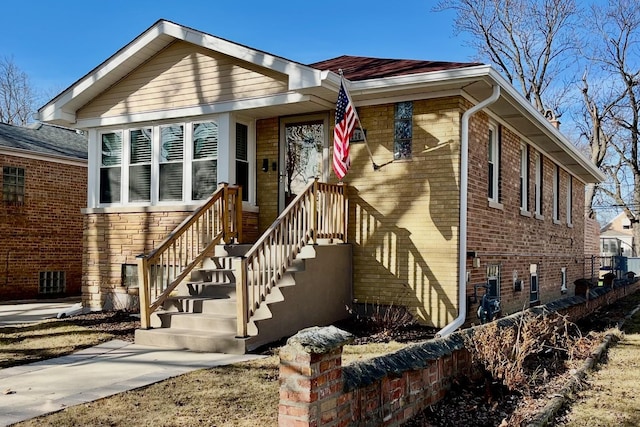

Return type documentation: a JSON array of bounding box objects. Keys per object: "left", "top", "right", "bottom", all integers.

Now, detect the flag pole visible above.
[{"left": 338, "top": 70, "right": 380, "bottom": 171}]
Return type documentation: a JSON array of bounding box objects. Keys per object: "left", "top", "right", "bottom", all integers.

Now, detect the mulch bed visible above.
[{"left": 65, "top": 311, "right": 140, "bottom": 342}]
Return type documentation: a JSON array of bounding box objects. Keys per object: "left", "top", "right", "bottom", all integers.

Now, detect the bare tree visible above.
[
  {"left": 581, "top": 0, "right": 640, "bottom": 252},
  {"left": 435, "top": 0, "right": 579, "bottom": 115},
  {"left": 0, "top": 56, "right": 37, "bottom": 125}
]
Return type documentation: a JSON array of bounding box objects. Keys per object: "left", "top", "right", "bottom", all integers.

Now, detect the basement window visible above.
[
  {"left": 2, "top": 166, "right": 25, "bottom": 205},
  {"left": 530, "top": 264, "right": 539, "bottom": 304},
  {"left": 39, "top": 271, "right": 65, "bottom": 295},
  {"left": 122, "top": 264, "right": 139, "bottom": 289}
]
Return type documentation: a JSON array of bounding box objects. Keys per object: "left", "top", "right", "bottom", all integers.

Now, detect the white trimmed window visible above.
[
  {"left": 553, "top": 165, "right": 560, "bottom": 222},
  {"left": 488, "top": 123, "right": 500, "bottom": 203},
  {"left": 98, "top": 120, "right": 221, "bottom": 206},
  {"left": 534, "top": 152, "right": 543, "bottom": 217},
  {"left": 520, "top": 143, "right": 529, "bottom": 212},
  {"left": 566, "top": 176, "right": 573, "bottom": 226},
  {"left": 235, "top": 123, "right": 249, "bottom": 202},
  {"left": 39, "top": 271, "right": 65, "bottom": 294},
  {"left": 100, "top": 131, "right": 123, "bottom": 204},
  {"left": 530, "top": 264, "right": 539, "bottom": 303}
]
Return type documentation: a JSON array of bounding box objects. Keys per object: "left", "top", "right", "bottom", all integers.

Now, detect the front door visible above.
[{"left": 279, "top": 115, "right": 329, "bottom": 212}]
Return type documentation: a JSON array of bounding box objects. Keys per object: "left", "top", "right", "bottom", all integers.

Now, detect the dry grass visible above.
[
  {"left": 0, "top": 321, "right": 113, "bottom": 368},
  {"left": 559, "top": 309, "right": 640, "bottom": 427},
  {"left": 12, "top": 340, "right": 408, "bottom": 427}
]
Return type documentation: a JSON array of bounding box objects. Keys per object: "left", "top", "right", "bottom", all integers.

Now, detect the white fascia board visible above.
[
  {"left": 40, "top": 20, "right": 323, "bottom": 125},
  {"left": 348, "top": 65, "right": 494, "bottom": 95},
  {"left": 75, "top": 92, "right": 312, "bottom": 128},
  {"left": 0, "top": 146, "right": 87, "bottom": 167},
  {"left": 38, "top": 106, "right": 77, "bottom": 124},
  {"left": 163, "top": 21, "right": 322, "bottom": 90},
  {"left": 486, "top": 69, "right": 605, "bottom": 183},
  {"left": 39, "top": 24, "right": 170, "bottom": 124}
]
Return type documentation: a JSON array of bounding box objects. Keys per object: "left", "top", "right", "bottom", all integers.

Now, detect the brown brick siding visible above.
[
  {"left": 466, "top": 108, "right": 588, "bottom": 317},
  {"left": 584, "top": 217, "right": 600, "bottom": 257},
  {"left": 0, "top": 155, "right": 86, "bottom": 300},
  {"left": 82, "top": 209, "right": 258, "bottom": 309}
]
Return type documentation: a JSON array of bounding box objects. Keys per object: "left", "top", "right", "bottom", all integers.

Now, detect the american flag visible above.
[{"left": 333, "top": 81, "right": 356, "bottom": 180}]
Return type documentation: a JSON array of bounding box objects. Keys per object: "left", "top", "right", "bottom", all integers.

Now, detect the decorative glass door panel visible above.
[{"left": 280, "top": 119, "right": 327, "bottom": 210}]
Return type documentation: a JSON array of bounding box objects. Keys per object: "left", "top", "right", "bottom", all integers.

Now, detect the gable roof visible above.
[
  {"left": 309, "top": 55, "right": 482, "bottom": 81},
  {"left": 0, "top": 122, "right": 87, "bottom": 160},
  {"left": 38, "top": 19, "right": 604, "bottom": 184}
]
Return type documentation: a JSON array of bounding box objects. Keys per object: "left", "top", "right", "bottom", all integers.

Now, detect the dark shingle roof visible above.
[
  {"left": 309, "top": 55, "right": 482, "bottom": 81},
  {"left": 0, "top": 122, "right": 87, "bottom": 160}
]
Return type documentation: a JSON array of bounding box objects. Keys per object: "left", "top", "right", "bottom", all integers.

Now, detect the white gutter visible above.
[{"left": 437, "top": 84, "right": 501, "bottom": 337}]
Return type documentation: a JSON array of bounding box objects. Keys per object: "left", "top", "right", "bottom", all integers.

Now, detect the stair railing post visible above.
[
  {"left": 220, "top": 183, "right": 230, "bottom": 243},
  {"left": 312, "top": 179, "right": 318, "bottom": 245},
  {"left": 235, "top": 256, "right": 249, "bottom": 338},
  {"left": 137, "top": 255, "right": 151, "bottom": 329},
  {"left": 236, "top": 186, "right": 243, "bottom": 244},
  {"left": 341, "top": 182, "right": 348, "bottom": 243}
]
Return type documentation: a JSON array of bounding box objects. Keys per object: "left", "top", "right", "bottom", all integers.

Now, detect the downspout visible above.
[{"left": 437, "top": 84, "right": 501, "bottom": 337}]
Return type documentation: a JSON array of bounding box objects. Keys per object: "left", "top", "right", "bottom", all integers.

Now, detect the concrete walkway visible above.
[
  {"left": 0, "top": 298, "right": 81, "bottom": 326},
  {"left": 0, "top": 301, "right": 263, "bottom": 426}
]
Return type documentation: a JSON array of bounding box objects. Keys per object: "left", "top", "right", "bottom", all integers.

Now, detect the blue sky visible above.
[{"left": 0, "top": 0, "right": 474, "bottom": 97}]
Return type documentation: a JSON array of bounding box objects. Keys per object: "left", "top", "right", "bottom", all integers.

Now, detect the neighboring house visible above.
[
  {"left": 600, "top": 212, "right": 635, "bottom": 257},
  {"left": 0, "top": 122, "right": 87, "bottom": 300},
  {"left": 38, "top": 20, "right": 604, "bottom": 352}
]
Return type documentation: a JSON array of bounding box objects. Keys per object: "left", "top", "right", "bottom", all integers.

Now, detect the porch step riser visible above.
[
  {"left": 135, "top": 329, "right": 247, "bottom": 354},
  {"left": 157, "top": 313, "right": 236, "bottom": 333}
]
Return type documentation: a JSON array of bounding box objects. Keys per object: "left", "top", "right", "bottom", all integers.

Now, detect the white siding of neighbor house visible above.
[{"left": 77, "top": 41, "right": 289, "bottom": 120}]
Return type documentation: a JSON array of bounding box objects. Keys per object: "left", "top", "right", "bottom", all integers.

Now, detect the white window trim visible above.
[
  {"left": 520, "top": 142, "right": 529, "bottom": 213},
  {"left": 552, "top": 164, "right": 560, "bottom": 224},
  {"left": 566, "top": 175, "right": 573, "bottom": 227},
  {"left": 88, "top": 113, "right": 257, "bottom": 209},
  {"left": 488, "top": 122, "right": 500, "bottom": 205},
  {"left": 530, "top": 263, "right": 539, "bottom": 303},
  {"left": 534, "top": 152, "right": 543, "bottom": 219}
]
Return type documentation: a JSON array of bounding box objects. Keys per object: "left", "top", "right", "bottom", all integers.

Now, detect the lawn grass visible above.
[
  {"left": 0, "top": 320, "right": 114, "bottom": 368},
  {"left": 559, "top": 305, "right": 640, "bottom": 426},
  {"left": 11, "top": 341, "right": 410, "bottom": 427}
]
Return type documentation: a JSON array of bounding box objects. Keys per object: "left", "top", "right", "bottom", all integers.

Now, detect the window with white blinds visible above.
[
  {"left": 97, "top": 119, "right": 229, "bottom": 206},
  {"left": 129, "top": 128, "right": 152, "bottom": 202},
  {"left": 160, "top": 125, "right": 184, "bottom": 201},
  {"left": 100, "top": 131, "right": 122, "bottom": 203},
  {"left": 192, "top": 122, "right": 218, "bottom": 200}
]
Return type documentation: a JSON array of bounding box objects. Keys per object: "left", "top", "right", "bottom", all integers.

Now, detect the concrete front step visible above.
[
  {"left": 135, "top": 328, "right": 249, "bottom": 354},
  {"left": 156, "top": 312, "right": 238, "bottom": 333}
]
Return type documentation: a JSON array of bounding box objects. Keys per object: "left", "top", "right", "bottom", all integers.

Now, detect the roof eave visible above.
[
  {"left": 485, "top": 69, "right": 605, "bottom": 184},
  {"left": 38, "top": 20, "right": 323, "bottom": 126}
]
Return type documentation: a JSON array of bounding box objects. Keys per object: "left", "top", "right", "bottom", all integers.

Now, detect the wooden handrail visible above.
[
  {"left": 138, "top": 183, "right": 242, "bottom": 329},
  {"left": 235, "top": 179, "right": 346, "bottom": 337}
]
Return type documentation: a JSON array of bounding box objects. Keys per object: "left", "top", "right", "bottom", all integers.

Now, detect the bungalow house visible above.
[
  {"left": 38, "top": 20, "right": 604, "bottom": 352},
  {"left": 0, "top": 122, "right": 87, "bottom": 300}
]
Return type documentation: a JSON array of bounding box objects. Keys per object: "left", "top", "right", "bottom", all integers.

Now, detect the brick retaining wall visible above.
[{"left": 279, "top": 282, "right": 640, "bottom": 426}]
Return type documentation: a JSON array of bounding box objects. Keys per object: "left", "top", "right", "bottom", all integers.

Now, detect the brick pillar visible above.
[{"left": 279, "top": 326, "right": 354, "bottom": 427}]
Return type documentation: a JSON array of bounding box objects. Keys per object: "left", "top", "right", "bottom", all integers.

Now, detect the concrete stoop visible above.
[{"left": 134, "top": 244, "right": 321, "bottom": 354}]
